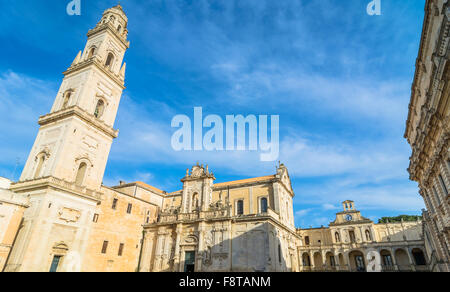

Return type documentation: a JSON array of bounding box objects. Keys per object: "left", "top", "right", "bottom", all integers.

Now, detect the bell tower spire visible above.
[{"left": 17, "top": 5, "right": 129, "bottom": 191}]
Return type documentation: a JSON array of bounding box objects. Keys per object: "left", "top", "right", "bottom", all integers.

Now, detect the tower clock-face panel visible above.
[{"left": 345, "top": 214, "right": 353, "bottom": 222}]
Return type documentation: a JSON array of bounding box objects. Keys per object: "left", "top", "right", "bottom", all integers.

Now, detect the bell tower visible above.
[
  {"left": 5, "top": 5, "right": 129, "bottom": 272},
  {"left": 18, "top": 4, "right": 129, "bottom": 191}
]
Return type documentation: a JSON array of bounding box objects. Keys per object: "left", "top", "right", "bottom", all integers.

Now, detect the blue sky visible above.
[{"left": 0, "top": 0, "right": 426, "bottom": 227}]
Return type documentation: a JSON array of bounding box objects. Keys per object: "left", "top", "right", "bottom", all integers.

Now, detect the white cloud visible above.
[
  {"left": 295, "top": 209, "right": 312, "bottom": 218},
  {"left": 322, "top": 203, "right": 339, "bottom": 211},
  {"left": 0, "top": 71, "right": 56, "bottom": 167}
]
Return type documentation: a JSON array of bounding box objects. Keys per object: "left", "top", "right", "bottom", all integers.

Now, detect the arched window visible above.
[
  {"left": 88, "top": 47, "right": 96, "bottom": 59},
  {"left": 237, "top": 200, "right": 244, "bottom": 215},
  {"left": 117, "top": 25, "right": 122, "bottom": 33},
  {"left": 335, "top": 232, "right": 341, "bottom": 243},
  {"left": 260, "top": 198, "right": 268, "bottom": 213},
  {"left": 75, "top": 162, "right": 87, "bottom": 186},
  {"left": 109, "top": 16, "right": 115, "bottom": 23},
  {"left": 94, "top": 100, "right": 105, "bottom": 118},
  {"left": 34, "top": 155, "right": 45, "bottom": 179},
  {"left": 365, "top": 230, "right": 372, "bottom": 241},
  {"left": 62, "top": 91, "right": 71, "bottom": 109},
  {"left": 105, "top": 53, "right": 114, "bottom": 69}
]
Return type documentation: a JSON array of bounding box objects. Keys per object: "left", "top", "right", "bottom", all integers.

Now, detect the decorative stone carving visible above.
[
  {"left": 183, "top": 234, "right": 198, "bottom": 245},
  {"left": 183, "top": 163, "right": 215, "bottom": 181},
  {"left": 58, "top": 207, "right": 81, "bottom": 223}
]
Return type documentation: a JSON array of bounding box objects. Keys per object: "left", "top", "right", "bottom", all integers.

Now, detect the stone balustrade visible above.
[{"left": 10, "top": 176, "right": 103, "bottom": 201}]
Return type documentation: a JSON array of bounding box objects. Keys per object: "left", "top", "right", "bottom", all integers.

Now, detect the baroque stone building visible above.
[
  {"left": 139, "top": 163, "right": 300, "bottom": 272},
  {"left": 0, "top": 5, "right": 431, "bottom": 272},
  {"left": 297, "top": 201, "right": 427, "bottom": 272},
  {"left": 405, "top": 0, "right": 450, "bottom": 272}
]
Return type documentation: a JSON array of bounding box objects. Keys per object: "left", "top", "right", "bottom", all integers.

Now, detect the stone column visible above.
[
  {"left": 322, "top": 250, "right": 327, "bottom": 270},
  {"left": 406, "top": 247, "right": 416, "bottom": 271},
  {"left": 344, "top": 252, "right": 351, "bottom": 271},
  {"left": 309, "top": 251, "right": 315, "bottom": 270},
  {"left": 154, "top": 231, "right": 167, "bottom": 272},
  {"left": 227, "top": 220, "right": 233, "bottom": 271},
  {"left": 139, "top": 230, "right": 154, "bottom": 272},
  {"left": 181, "top": 184, "right": 189, "bottom": 214},
  {"left": 358, "top": 226, "right": 364, "bottom": 243},
  {"left": 272, "top": 183, "right": 280, "bottom": 213},
  {"left": 249, "top": 187, "right": 253, "bottom": 214},
  {"left": 173, "top": 224, "right": 183, "bottom": 272},
  {"left": 369, "top": 225, "right": 377, "bottom": 242},
  {"left": 333, "top": 254, "right": 339, "bottom": 271},
  {"left": 390, "top": 248, "right": 398, "bottom": 271},
  {"left": 196, "top": 222, "right": 206, "bottom": 272}
]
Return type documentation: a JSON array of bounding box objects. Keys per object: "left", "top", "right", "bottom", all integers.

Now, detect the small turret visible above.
[{"left": 342, "top": 200, "right": 355, "bottom": 211}]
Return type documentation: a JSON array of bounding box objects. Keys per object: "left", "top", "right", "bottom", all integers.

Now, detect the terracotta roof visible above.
[
  {"left": 118, "top": 175, "right": 276, "bottom": 196},
  {"left": 134, "top": 181, "right": 166, "bottom": 195},
  {"left": 214, "top": 175, "right": 276, "bottom": 188},
  {"left": 168, "top": 190, "right": 182, "bottom": 196}
]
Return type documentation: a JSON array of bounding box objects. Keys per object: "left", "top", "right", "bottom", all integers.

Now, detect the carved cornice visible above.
[
  {"left": 414, "top": 129, "right": 450, "bottom": 184},
  {"left": 212, "top": 178, "right": 274, "bottom": 191},
  {"left": 38, "top": 106, "right": 119, "bottom": 139},
  {"left": 405, "top": 0, "right": 434, "bottom": 139},
  {"left": 405, "top": 1, "right": 450, "bottom": 141},
  {"left": 87, "top": 22, "right": 130, "bottom": 49},
  {"left": 10, "top": 176, "right": 102, "bottom": 203},
  {"left": 63, "top": 57, "right": 125, "bottom": 90}
]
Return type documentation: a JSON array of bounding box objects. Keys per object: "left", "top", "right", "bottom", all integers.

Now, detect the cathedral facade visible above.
[
  {"left": 0, "top": 5, "right": 431, "bottom": 272},
  {"left": 139, "top": 163, "right": 300, "bottom": 272}
]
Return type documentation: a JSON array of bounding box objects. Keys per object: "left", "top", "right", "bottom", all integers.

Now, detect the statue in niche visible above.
[
  {"left": 192, "top": 193, "right": 199, "bottom": 212},
  {"left": 203, "top": 231, "right": 214, "bottom": 266}
]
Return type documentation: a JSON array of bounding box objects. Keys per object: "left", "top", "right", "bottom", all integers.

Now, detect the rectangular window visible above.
[
  {"left": 278, "top": 245, "right": 282, "bottom": 263},
  {"left": 127, "top": 203, "right": 132, "bottom": 214},
  {"left": 433, "top": 186, "right": 442, "bottom": 205},
  {"left": 438, "top": 175, "right": 448, "bottom": 195},
  {"left": 425, "top": 192, "right": 435, "bottom": 214},
  {"left": 237, "top": 200, "right": 244, "bottom": 215},
  {"left": 260, "top": 198, "right": 268, "bottom": 213},
  {"left": 101, "top": 241, "right": 109, "bottom": 254},
  {"left": 304, "top": 236, "right": 310, "bottom": 246},
  {"left": 112, "top": 198, "right": 118, "bottom": 210},
  {"left": 93, "top": 214, "right": 99, "bottom": 223},
  {"left": 118, "top": 243, "right": 124, "bottom": 256}
]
